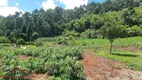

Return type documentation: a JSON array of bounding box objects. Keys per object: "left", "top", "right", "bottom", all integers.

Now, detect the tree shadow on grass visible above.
[{"left": 112, "top": 53, "right": 139, "bottom": 57}]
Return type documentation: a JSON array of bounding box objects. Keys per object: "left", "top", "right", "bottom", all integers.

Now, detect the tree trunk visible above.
[
  {"left": 29, "top": 37, "right": 31, "bottom": 44},
  {"left": 110, "top": 40, "right": 113, "bottom": 54}
]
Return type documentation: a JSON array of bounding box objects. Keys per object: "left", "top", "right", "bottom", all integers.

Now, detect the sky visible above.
[{"left": 0, "top": 0, "right": 104, "bottom": 17}]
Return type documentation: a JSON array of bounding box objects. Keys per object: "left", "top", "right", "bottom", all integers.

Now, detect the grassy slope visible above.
[
  {"left": 98, "top": 50, "right": 142, "bottom": 70},
  {"left": 75, "top": 37, "right": 142, "bottom": 47},
  {"left": 76, "top": 37, "right": 142, "bottom": 71}
]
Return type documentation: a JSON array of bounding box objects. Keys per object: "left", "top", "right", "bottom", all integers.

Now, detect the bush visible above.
[
  {"left": 16, "top": 38, "right": 25, "bottom": 45},
  {"left": 57, "top": 36, "right": 75, "bottom": 45},
  {"left": 63, "top": 30, "right": 80, "bottom": 37},
  {"left": 81, "top": 29, "right": 98, "bottom": 39},
  {"left": 36, "top": 42, "right": 43, "bottom": 47},
  {"left": 19, "top": 33, "right": 27, "bottom": 41},
  {"left": 0, "top": 36, "right": 8, "bottom": 43},
  {"left": 128, "top": 25, "right": 142, "bottom": 37},
  {"left": 57, "top": 36, "right": 64, "bottom": 44},
  {"left": 32, "top": 32, "right": 39, "bottom": 41},
  {"left": 133, "top": 42, "right": 142, "bottom": 50},
  {"left": 68, "top": 35, "right": 74, "bottom": 40}
]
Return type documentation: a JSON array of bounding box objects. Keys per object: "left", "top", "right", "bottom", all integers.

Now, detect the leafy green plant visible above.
[
  {"left": 0, "top": 36, "right": 8, "bottom": 43},
  {"left": 133, "top": 42, "right": 142, "bottom": 50},
  {"left": 1, "top": 46, "right": 85, "bottom": 80},
  {"left": 16, "top": 38, "right": 25, "bottom": 45}
]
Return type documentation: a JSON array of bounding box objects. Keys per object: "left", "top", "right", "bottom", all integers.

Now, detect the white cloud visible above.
[
  {"left": 35, "top": 1, "right": 40, "bottom": 5},
  {"left": 0, "top": 0, "right": 23, "bottom": 17},
  {"left": 0, "top": 6, "right": 24, "bottom": 17},
  {"left": 0, "top": 0, "right": 8, "bottom": 7},
  {"left": 60, "top": 0, "right": 88, "bottom": 9},
  {"left": 42, "top": 0, "right": 56, "bottom": 10},
  {"left": 15, "top": 3, "right": 19, "bottom": 6}
]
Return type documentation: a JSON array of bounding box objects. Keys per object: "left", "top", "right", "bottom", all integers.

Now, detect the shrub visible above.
[
  {"left": 57, "top": 36, "right": 64, "bottom": 44},
  {"left": 0, "top": 36, "right": 8, "bottom": 43},
  {"left": 68, "top": 35, "right": 74, "bottom": 40},
  {"left": 57, "top": 36, "right": 75, "bottom": 45},
  {"left": 133, "top": 42, "right": 142, "bottom": 50},
  {"left": 0, "top": 30, "right": 3, "bottom": 36},
  {"left": 32, "top": 32, "right": 39, "bottom": 41},
  {"left": 19, "top": 33, "right": 27, "bottom": 41},
  {"left": 36, "top": 42, "right": 43, "bottom": 47},
  {"left": 81, "top": 29, "right": 98, "bottom": 39},
  {"left": 128, "top": 25, "right": 142, "bottom": 37},
  {"left": 16, "top": 38, "right": 25, "bottom": 45}
]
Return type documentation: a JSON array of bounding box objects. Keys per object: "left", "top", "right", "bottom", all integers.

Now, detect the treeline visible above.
[{"left": 0, "top": 0, "right": 142, "bottom": 43}]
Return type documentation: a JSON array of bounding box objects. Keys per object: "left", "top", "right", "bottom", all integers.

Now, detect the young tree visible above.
[
  {"left": 100, "top": 23, "right": 128, "bottom": 54},
  {"left": 26, "top": 17, "right": 33, "bottom": 43}
]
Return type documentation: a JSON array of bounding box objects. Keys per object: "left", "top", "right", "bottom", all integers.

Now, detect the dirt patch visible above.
[
  {"left": 17, "top": 55, "right": 30, "bottom": 61},
  {"left": 115, "top": 46, "right": 142, "bottom": 52},
  {"left": 30, "top": 73, "right": 49, "bottom": 80},
  {"left": 81, "top": 52, "right": 142, "bottom": 80}
]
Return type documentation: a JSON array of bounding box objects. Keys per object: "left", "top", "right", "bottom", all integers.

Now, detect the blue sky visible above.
[{"left": 0, "top": 0, "right": 103, "bottom": 16}]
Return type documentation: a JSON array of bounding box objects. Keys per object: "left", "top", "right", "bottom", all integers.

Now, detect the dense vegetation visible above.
[
  {"left": 0, "top": 0, "right": 142, "bottom": 44},
  {"left": 0, "top": 47, "right": 84, "bottom": 80}
]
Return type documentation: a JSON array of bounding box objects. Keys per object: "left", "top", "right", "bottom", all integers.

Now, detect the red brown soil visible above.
[
  {"left": 30, "top": 73, "right": 49, "bottom": 80},
  {"left": 81, "top": 52, "right": 142, "bottom": 80},
  {"left": 115, "top": 46, "right": 142, "bottom": 52},
  {"left": 18, "top": 55, "right": 30, "bottom": 61}
]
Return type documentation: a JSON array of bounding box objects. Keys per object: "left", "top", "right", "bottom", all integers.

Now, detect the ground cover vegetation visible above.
[{"left": 0, "top": 47, "right": 84, "bottom": 80}]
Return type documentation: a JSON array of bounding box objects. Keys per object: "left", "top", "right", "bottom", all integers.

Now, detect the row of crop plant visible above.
[{"left": 0, "top": 47, "right": 85, "bottom": 80}]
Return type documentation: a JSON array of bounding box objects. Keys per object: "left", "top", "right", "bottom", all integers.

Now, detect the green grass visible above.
[
  {"left": 35, "top": 37, "right": 57, "bottom": 46},
  {"left": 97, "top": 49, "right": 142, "bottom": 71},
  {"left": 75, "top": 38, "right": 109, "bottom": 46},
  {"left": 35, "top": 37, "right": 57, "bottom": 42},
  {"left": 75, "top": 37, "right": 142, "bottom": 47},
  {"left": 113, "top": 37, "right": 142, "bottom": 47}
]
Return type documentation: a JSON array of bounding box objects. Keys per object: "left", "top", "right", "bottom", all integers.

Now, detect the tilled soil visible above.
[
  {"left": 115, "top": 46, "right": 142, "bottom": 52},
  {"left": 81, "top": 52, "right": 142, "bottom": 80},
  {"left": 30, "top": 73, "right": 49, "bottom": 80},
  {"left": 18, "top": 55, "right": 30, "bottom": 61}
]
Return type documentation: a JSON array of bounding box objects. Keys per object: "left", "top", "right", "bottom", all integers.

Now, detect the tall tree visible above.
[
  {"left": 100, "top": 24, "right": 128, "bottom": 54},
  {"left": 26, "top": 17, "right": 33, "bottom": 42}
]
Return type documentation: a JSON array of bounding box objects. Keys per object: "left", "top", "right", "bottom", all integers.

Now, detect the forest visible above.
[{"left": 0, "top": 0, "right": 142, "bottom": 43}]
